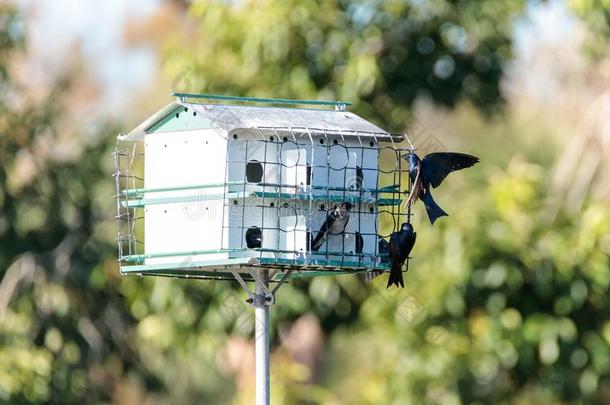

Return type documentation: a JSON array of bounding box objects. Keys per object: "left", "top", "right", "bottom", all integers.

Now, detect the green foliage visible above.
[
  {"left": 168, "top": 0, "right": 525, "bottom": 126},
  {"left": 325, "top": 152, "right": 610, "bottom": 403},
  {"left": 2, "top": 1, "right": 610, "bottom": 403}
]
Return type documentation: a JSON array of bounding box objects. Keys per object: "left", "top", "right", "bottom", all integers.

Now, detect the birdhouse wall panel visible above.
[
  {"left": 355, "top": 211, "right": 378, "bottom": 257},
  {"left": 279, "top": 143, "right": 308, "bottom": 192},
  {"left": 226, "top": 203, "right": 279, "bottom": 257},
  {"left": 144, "top": 129, "right": 227, "bottom": 190},
  {"left": 279, "top": 213, "right": 307, "bottom": 259},
  {"left": 143, "top": 129, "right": 227, "bottom": 264},
  {"left": 227, "top": 138, "right": 279, "bottom": 187},
  {"left": 361, "top": 148, "right": 379, "bottom": 189},
  {"left": 144, "top": 202, "right": 227, "bottom": 265}
]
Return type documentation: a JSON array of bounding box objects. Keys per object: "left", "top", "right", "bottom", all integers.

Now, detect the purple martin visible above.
[
  {"left": 387, "top": 223, "right": 416, "bottom": 288},
  {"left": 404, "top": 152, "right": 479, "bottom": 224},
  {"left": 311, "top": 202, "right": 353, "bottom": 251}
]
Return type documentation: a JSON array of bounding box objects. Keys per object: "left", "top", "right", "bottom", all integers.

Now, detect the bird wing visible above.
[
  {"left": 389, "top": 234, "right": 401, "bottom": 256},
  {"left": 421, "top": 153, "right": 479, "bottom": 188},
  {"left": 311, "top": 214, "right": 333, "bottom": 250},
  {"left": 409, "top": 232, "right": 417, "bottom": 253}
]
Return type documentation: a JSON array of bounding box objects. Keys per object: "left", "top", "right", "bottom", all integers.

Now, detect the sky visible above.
[{"left": 17, "top": 0, "right": 160, "bottom": 111}]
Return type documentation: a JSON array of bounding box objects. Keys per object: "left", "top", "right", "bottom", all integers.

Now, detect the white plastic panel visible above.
[
  {"left": 311, "top": 139, "right": 378, "bottom": 196},
  {"left": 144, "top": 129, "right": 228, "bottom": 265},
  {"left": 226, "top": 201, "right": 278, "bottom": 259},
  {"left": 144, "top": 200, "right": 227, "bottom": 265},
  {"left": 279, "top": 210, "right": 307, "bottom": 260},
  {"left": 227, "top": 136, "right": 278, "bottom": 188},
  {"left": 280, "top": 142, "right": 308, "bottom": 193},
  {"left": 145, "top": 128, "right": 227, "bottom": 190}
]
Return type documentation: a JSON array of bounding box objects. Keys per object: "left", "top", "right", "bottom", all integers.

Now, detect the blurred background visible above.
[{"left": 1, "top": 0, "right": 610, "bottom": 403}]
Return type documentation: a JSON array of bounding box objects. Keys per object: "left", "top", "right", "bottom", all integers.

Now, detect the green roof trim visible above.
[{"left": 172, "top": 92, "right": 352, "bottom": 108}]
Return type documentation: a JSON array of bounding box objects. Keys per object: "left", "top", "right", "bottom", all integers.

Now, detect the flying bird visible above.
[
  {"left": 403, "top": 152, "right": 479, "bottom": 224},
  {"left": 311, "top": 202, "right": 353, "bottom": 251},
  {"left": 245, "top": 226, "right": 262, "bottom": 248},
  {"left": 387, "top": 223, "right": 417, "bottom": 288}
]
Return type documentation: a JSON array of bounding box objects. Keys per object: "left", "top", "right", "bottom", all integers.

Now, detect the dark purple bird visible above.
[
  {"left": 387, "top": 223, "right": 416, "bottom": 288},
  {"left": 311, "top": 202, "right": 353, "bottom": 251},
  {"left": 403, "top": 152, "right": 479, "bottom": 224}
]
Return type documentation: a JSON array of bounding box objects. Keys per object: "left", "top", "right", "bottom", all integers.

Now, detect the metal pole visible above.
[{"left": 254, "top": 269, "right": 270, "bottom": 405}]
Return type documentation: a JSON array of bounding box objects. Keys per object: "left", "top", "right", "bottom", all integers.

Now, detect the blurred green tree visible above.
[
  {"left": 166, "top": 0, "right": 525, "bottom": 128},
  {"left": 2, "top": 0, "right": 610, "bottom": 404},
  {"left": 0, "top": 4, "right": 155, "bottom": 403}
]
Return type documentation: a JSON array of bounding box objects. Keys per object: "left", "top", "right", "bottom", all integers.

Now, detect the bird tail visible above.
[
  {"left": 421, "top": 191, "right": 448, "bottom": 225},
  {"left": 386, "top": 262, "right": 404, "bottom": 288}
]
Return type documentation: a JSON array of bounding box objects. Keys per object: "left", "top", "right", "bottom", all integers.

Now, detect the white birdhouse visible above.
[{"left": 114, "top": 94, "right": 410, "bottom": 282}]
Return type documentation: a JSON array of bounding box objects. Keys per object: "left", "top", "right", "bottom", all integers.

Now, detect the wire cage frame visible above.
[{"left": 114, "top": 122, "right": 415, "bottom": 282}]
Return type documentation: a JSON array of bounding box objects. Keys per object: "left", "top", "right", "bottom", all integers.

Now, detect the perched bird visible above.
[
  {"left": 355, "top": 166, "right": 364, "bottom": 190},
  {"left": 363, "top": 236, "right": 390, "bottom": 282},
  {"left": 245, "top": 226, "right": 262, "bottom": 248},
  {"left": 311, "top": 202, "right": 353, "bottom": 251},
  {"left": 404, "top": 152, "right": 479, "bottom": 224},
  {"left": 355, "top": 231, "right": 364, "bottom": 254},
  {"left": 387, "top": 223, "right": 417, "bottom": 288}
]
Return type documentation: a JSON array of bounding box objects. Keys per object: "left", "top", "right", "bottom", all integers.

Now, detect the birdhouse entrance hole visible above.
[{"left": 246, "top": 160, "right": 264, "bottom": 183}]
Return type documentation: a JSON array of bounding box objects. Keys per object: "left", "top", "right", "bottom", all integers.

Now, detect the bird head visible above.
[
  {"left": 402, "top": 152, "right": 420, "bottom": 168},
  {"left": 400, "top": 222, "right": 414, "bottom": 233}
]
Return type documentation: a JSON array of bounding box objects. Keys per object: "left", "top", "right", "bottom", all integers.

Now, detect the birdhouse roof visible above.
[{"left": 120, "top": 102, "right": 400, "bottom": 142}]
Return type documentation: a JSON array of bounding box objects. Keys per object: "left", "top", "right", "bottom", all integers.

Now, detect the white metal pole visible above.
[{"left": 254, "top": 269, "right": 270, "bottom": 405}]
